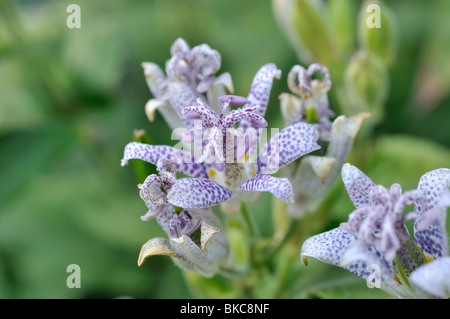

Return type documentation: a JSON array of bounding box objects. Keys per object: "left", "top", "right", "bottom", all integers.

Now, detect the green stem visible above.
[
  {"left": 240, "top": 202, "right": 259, "bottom": 239},
  {"left": 273, "top": 247, "right": 296, "bottom": 298},
  {"left": 259, "top": 219, "right": 301, "bottom": 265}
]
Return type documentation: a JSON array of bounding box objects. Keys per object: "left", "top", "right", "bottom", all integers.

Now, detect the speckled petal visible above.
[
  {"left": 155, "top": 204, "right": 178, "bottom": 235},
  {"left": 182, "top": 98, "right": 220, "bottom": 128},
  {"left": 341, "top": 163, "right": 376, "bottom": 208},
  {"left": 222, "top": 104, "right": 268, "bottom": 129},
  {"left": 301, "top": 228, "right": 356, "bottom": 268},
  {"left": 237, "top": 174, "right": 294, "bottom": 203},
  {"left": 121, "top": 142, "right": 209, "bottom": 179},
  {"left": 247, "top": 63, "right": 281, "bottom": 116},
  {"left": 167, "top": 178, "right": 233, "bottom": 208},
  {"left": 414, "top": 168, "right": 450, "bottom": 259},
  {"left": 139, "top": 174, "right": 165, "bottom": 207},
  {"left": 410, "top": 256, "right": 450, "bottom": 298},
  {"left": 167, "top": 81, "right": 200, "bottom": 129},
  {"left": 301, "top": 228, "right": 407, "bottom": 298},
  {"left": 239, "top": 64, "right": 281, "bottom": 130},
  {"left": 259, "top": 122, "right": 320, "bottom": 174},
  {"left": 341, "top": 244, "right": 412, "bottom": 299}
]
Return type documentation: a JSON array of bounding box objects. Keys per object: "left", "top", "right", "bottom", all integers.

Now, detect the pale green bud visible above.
[
  {"left": 272, "top": 0, "right": 337, "bottom": 64},
  {"left": 358, "top": 0, "right": 398, "bottom": 65},
  {"left": 343, "top": 50, "right": 389, "bottom": 123},
  {"left": 292, "top": 0, "right": 337, "bottom": 64},
  {"left": 326, "top": 0, "right": 357, "bottom": 58}
]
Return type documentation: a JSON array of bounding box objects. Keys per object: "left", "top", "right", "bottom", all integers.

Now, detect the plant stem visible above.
[{"left": 240, "top": 202, "right": 259, "bottom": 239}]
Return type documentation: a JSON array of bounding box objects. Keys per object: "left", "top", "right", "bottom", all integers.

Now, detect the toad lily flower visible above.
[
  {"left": 123, "top": 61, "right": 321, "bottom": 209},
  {"left": 142, "top": 38, "right": 233, "bottom": 130},
  {"left": 301, "top": 164, "right": 450, "bottom": 299},
  {"left": 122, "top": 96, "right": 321, "bottom": 209},
  {"left": 134, "top": 157, "right": 232, "bottom": 277},
  {"left": 279, "top": 64, "right": 370, "bottom": 217}
]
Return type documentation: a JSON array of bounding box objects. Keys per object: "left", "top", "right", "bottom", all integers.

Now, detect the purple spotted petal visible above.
[
  {"left": 222, "top": 104, "right": 268, "bottom": 129},
  {"left": 121, "top": 142, "right": 208, "bottom": 179},
  {"left": 258, "top": 122, "right": 320, "bottom": 174},
  {"left": 301, "top": 228, "right": 364, "bottom": 274},
  {"left": 155, "top": 204, "right": 178, "bottom": 236},
  {"left": 341, "top": 163, "right": 376, "bottom": 209},
  {"left": 246, "top": 63, "right": 281, "bottom": 117},
  {"left": 414, "top": 168, "right": 450, "bottom": 259},
  {"left": 167, "top": 178, "right": 233, "bottom": 208},
  {"left": 409, "top": 256, "right": 450, "bottom": 298},
  {"left": 182, "top": 98, "right": 220, "bottom": 128},
  {"left": 340, "top": 244, "right": 412, "bottom": 299},
  {"left": 237, "top": 174, "right": 294, "bottom": 203},
  {"left": 167, "top": 81, "right": 200, "bottom": 129},
  {"left": 239, "top": 64, "right": 281, "bottom": 131},
  {"left": 301, "top": 228, "right": 407, "bottom": 298}
]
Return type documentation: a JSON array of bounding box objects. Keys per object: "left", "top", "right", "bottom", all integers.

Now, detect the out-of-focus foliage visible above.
[{"left": 0, "top": 0, "right": 449, "bottom": 299}]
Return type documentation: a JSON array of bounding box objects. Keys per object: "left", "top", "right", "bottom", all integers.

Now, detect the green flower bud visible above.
[
  {"left": 292, "top": 0, "right": 337, "bottom": 64},
  {"left": 358, "top": 0, "right": 398, "bottom": 65},
  {"left": 327, "top": 0, "right": 357, "bottom": 58},
  {"left": 343, "top": 50, "right": 389, "bottom": 123},
  {"left": 273, "top": 0, "right": 337, "bottom": 64}
]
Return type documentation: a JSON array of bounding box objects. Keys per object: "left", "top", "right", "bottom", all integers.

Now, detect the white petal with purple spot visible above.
[
  {"left": 237, "top": 174, "right": 294, "bottom": 203},
  {"left": 167, "top": 178, "right": 233, "bottom": 208}
]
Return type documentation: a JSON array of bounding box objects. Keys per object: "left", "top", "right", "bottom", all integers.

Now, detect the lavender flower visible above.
[
  {"left": 142, "top": 38, "right": 233, "bottom": 129},
  {"left": 301, "top": 164, "right": 450, "bottom": 299},
  {"left": 123, "top": 61, "right": 321, "bottom": 210},
  {"left": 134, "top": 157, "right": 232, "bottom": 277},
  {"left": 122, "top": 97, "right": 320, "bottom": 209}
]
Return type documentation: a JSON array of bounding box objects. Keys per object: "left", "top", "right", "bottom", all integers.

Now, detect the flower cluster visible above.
[
  {"left": 301, "top": 164, "right": 450, "bottom": 299},
  {"left": 122, "top": 38, "right": 321, "bottom": 275},
  {"left": 121, "top": 37, "right": 449, "bottom": 299},
  {"left": 142, "top": 38, "right": 233, "bottom": 130}
]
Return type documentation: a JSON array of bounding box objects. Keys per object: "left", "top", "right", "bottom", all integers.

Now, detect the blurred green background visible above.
[{"left": 0, "top": 0, "right": 449, "bottom": 298}]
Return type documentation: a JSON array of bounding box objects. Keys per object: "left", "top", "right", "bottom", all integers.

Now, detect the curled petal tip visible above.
[
  {"left": 137, "top": 237, "right": 178, "bottom": 266},
  {"left": 120, "top": 159, "right": 128, "bottom": 167}
]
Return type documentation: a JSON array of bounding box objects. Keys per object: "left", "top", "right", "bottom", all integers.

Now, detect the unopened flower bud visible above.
[
  {"left": 272, "top": 0, "right": 337, "bottom": 64},
  {"left": 344, "top": 50, "right": 388, "bottom": 123},
  {"left": 358, "top": 0, "right": 398, "bottom": 65},
  {"left": 291, "top": 0, "right": 337, "bottom": 64}
]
